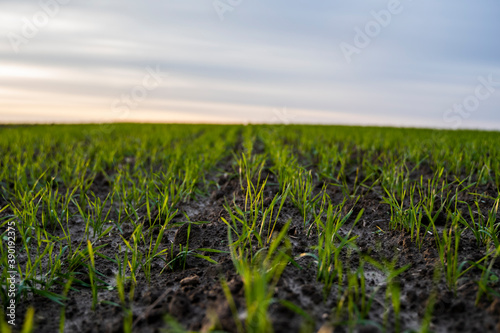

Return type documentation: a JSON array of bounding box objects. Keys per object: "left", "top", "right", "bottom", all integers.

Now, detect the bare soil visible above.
[{"left": 14, "top": 161, "right": 500, "bottom": 333}]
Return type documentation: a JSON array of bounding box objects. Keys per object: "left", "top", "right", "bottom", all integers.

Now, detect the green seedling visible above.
[
  {"left": 222, "top": 175, "right": 290, "bottom": 255},
  {"left": 301, "top": 202, "right": 363, "bottom": 297},
  {"left": 432, "top": 213, "right": 463, "bottom": 292},
  {"left": 2, "top": 123, "right": 500, "bottom": 332},
  {"left": 462, "top": 195, "right": 500, "bottom": 247},
  {"left": 225, "top": 220, "right": 292, "bottom": 333},
  {"left": 58, "top": 277, "right": 74, "bottom": 333},
  {"left": 473, "top": 245, "right": 500, "bottom": 304},
  {"left": 365, "top": 256, "right": 410, "bottom": 333},
  {"left": 87, "top": 240, "right": 98, "bottom": 310}
]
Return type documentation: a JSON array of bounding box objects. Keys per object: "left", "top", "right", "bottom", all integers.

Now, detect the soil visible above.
[{"left": 12, "top": 158, "right": 500, "bottom": 333}]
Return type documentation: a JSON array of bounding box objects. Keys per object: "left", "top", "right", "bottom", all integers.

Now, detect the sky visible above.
[{"left": 1, "top": 0, "right": 500, "bottom": 129}]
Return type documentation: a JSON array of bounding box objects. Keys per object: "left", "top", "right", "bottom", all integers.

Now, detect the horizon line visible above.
[{"left": 1, "top": 121, "right": 499, "bottom": 133}]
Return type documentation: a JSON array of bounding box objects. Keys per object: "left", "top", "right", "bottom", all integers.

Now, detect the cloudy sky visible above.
[{"left": 1, "top": 0, "right": 499, "bottom": 129}]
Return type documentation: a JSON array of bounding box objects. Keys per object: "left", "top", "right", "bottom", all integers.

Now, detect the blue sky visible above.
[{"left": 1, "top": 0, "right": 499, "bottom": 129}]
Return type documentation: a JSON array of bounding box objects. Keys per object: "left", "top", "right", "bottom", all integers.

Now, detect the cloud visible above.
[{"left": 1, "top": 0, "right": 499, "bottom": 129}]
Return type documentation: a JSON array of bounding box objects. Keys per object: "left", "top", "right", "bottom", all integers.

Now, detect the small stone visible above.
[
  {"left": 487, "top": 298, "right": 500, "bottom": 315},
  {"left": 180, "top": 275, "right": 201, "bottom": 287},
  {"left": 318, "top": 323, "right": 334, "bottom": 333}
]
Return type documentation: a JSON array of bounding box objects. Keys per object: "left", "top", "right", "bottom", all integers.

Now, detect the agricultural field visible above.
[{"left": 1, "top": 124, "right": 499, "bottom": 333}]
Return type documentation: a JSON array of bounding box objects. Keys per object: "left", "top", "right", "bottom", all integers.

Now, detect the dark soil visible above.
[{"left": 14, "top": 162, "right": 500, "bottom": 333}]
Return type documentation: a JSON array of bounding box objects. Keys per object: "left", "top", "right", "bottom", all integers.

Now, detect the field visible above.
[{"left": 1, "top": 124, "right": 500, "bottom": 333}]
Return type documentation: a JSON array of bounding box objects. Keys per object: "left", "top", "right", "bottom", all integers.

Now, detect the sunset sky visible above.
[{"left": 1, "top": 0, "right": 500, "bottom": 129}]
